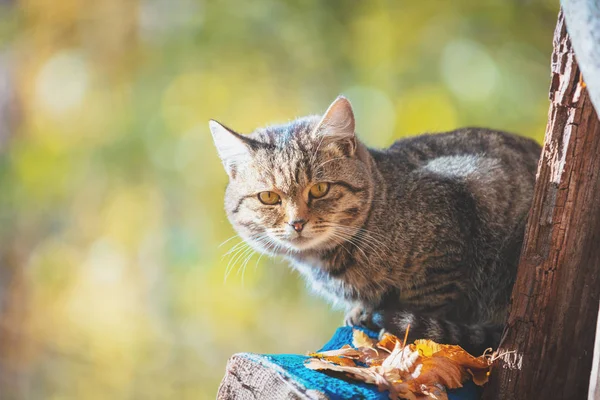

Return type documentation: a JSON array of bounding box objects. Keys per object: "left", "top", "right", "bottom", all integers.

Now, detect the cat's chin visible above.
[
  {"left": 244, "top": 232, "right": 337, "bottom": 256},
  {"left": 287, "top": 237, "right": 326, "bottom": 252},
  {"left": 264, "top": 235, "right": 333, "bottom": 255},
  {"left": 243, "top": 236, "right": 316, "bottom": 257}
]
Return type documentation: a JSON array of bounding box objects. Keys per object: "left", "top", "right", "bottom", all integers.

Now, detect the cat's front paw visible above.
[
  {"left": 343, "top": 306, "right": 363, "bottom": 326},
  {"left": 344, "top": 306, "right": 376, "bottom": 329}
]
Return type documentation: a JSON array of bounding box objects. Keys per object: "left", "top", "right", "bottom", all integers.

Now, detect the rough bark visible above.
[
  {"left": 562, "top": 2, "right": 600, "bottom": 397},
  {"left": 483, "top": 10, "right": 600, "bottom": 400}
]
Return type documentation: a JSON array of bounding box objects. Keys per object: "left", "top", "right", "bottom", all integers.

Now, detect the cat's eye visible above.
[
  {"left": 309, "top": 182, "right": 330, "bottom": 199},
  {"left": 258, "top": 191, "right": 281, "bottom": 205}
]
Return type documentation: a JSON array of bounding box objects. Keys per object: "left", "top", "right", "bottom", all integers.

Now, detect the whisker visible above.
[
  {"left": 222, "top": 240, "right": 249, "bottom": 258},
  {"left": 224, "top": 243, "right": 249, "bottom": 283},
  {"left": 235, "top": 246, "right": 255, "bottom": 276},
  {"left": 319, "top": 223, "right": 393, "bottom": 263},
  {"left": 218, "top": 234, "right": 240, "bottom": 248},
  {"left": 326, "top": 230, "right": 369, "bottom": 260},
  {"left": 320, "top": 222, "right": 393, "bottom": 251},
  {"left": 254, "top": 251, "right": 265, "bottom": 271},
  {"left": 239, "top": 247, "right": 258, "bottom": 286}
]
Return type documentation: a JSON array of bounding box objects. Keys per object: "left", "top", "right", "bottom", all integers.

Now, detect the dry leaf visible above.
[
  {"left": 412, "top": 355, "right": 465, "bottom": 389},
  {"left": 305, "top": 359, "right": 416, "bottom": 400},
  {"left": 377, "top": 332, "right": 401, "bottom": 352},
  {"left": 318, "top": 355, "right": 357, "bottom": 367},
  {"left": 305, "top": 329, "right": 492, "bottom": 399},
  {"left": 382, "top": 342, "right": 419, "bottom": 372},
  {"left": 308, "top": 346, "right": 361, "bottom": 359},
  {"left": 412, "top": 339, "right": 491, "bottom": 386},
  {"left": 352, "top": 329, "right": 377, "bottom": 349}
]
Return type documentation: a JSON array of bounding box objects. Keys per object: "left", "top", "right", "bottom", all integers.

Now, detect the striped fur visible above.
[
  {"left": 372, "top": 310, "right": 503, "bottom": 355},
  {"left": 210, "top": 96, "right": 541, "bottom": 353}
]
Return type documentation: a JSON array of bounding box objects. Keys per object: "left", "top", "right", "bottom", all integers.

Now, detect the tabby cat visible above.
[{"left": 209, "top": 96, "right": 540, "bottom": 354}]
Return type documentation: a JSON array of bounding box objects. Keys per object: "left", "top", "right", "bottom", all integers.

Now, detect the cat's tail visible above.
[{"left": 372, "top": 310, "right": 502, "bottom": 355}]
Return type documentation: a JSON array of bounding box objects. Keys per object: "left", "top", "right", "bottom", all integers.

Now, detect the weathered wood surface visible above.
[
  {"left": 218, "top": 354, "right": 326, "bottom": 400},
  {"left": 562, "top": 0, "right": 600, "bottom": 112},
  {"left": 563, "top": 2, "right": 600, "bottom": 397},
  {"left": 483, "top": 10, "right": 600, "bottom": 400}
]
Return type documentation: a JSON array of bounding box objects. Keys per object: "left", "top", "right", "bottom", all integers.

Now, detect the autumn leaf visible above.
[
  {"left": 352, "top": 329, "right": 377, "bottom": 349},
  {"left": 377, "top": 332, "right": 401, "bottom": 352},
  {"left": 412, "top": 339, "right": 491, "bottom": 386},
  {"left": 310, "top": 354, "right": 357, "bottom": 367},
  {"left": 305, "top": 358, "right": 417, "bottom": 400},
  {"left": 307, "top": 346, "right": 360, "bottom": 367},
  {"left": 412, "top": 355, "right": 465, "bottom": 389},
  {"left": 305, "top": 329, "right": 493, "bottom": 399},
  {"left": 308, "top": 345, "right": 361, "bottom": 358},
  {"left": 381, "top": 342, "right": 419, "bottom": 372}
]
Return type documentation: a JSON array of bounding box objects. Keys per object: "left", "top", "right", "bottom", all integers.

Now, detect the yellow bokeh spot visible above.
[{"left": 395, "top": 87, "right": 458, "bottom": 136}]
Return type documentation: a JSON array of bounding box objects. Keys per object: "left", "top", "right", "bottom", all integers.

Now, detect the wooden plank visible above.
[{"left": 218, "top": 353, "right": 327, "bottom": 400}]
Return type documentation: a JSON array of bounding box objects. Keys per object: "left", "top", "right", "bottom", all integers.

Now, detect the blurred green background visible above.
[{"left": 0, "top": 0, "right": 557, "bottom": 398}]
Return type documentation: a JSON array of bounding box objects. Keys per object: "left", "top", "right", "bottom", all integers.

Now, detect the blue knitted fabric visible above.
[{"left": 245, "top": 327, "right": 480, "bottom": 399}]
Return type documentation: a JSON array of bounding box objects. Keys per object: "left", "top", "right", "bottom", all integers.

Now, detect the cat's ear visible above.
[
  {"left": 209, "top": 120, "right": 251, "bottom": 178},
  {"left": 312, "top": 96, "right": 356, "bottom": 156}
]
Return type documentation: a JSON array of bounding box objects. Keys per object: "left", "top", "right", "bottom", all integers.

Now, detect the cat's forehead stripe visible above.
[
  {"left": 243, "top": 116, "right": 338, "bottom": 195},
  {"left": 252, "top": 124, "right": 314, "bottom": 190}
]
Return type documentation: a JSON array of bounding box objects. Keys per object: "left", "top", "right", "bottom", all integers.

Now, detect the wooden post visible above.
[
  {"left": 483, "top": 10, "right": 600, "bottom": 400},
  {"left": 561, "top": 0, "right": 600, "bottom": 112}
]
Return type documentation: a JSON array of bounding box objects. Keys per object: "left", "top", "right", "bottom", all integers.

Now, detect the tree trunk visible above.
[{"left": 483, "top": 10, "right": 600, "bottom": 400}]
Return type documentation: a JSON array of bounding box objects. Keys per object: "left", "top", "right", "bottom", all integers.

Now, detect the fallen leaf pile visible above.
[{"left": 304, "top": 329, "right": 492, "bottom": 400}]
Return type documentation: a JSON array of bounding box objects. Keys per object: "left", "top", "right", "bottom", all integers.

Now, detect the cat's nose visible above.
[{"left": 288, "top": 219, "right": 307, "bottom": 233}]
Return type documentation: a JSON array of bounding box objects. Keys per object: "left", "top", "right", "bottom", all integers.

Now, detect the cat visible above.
[{"left": 209, "top": 96, "right": 541, "bottom": 354}]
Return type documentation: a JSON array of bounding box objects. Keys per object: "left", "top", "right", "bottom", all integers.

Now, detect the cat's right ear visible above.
[{"left": 209, "top": 120, "right": 251, "bottom": 178}]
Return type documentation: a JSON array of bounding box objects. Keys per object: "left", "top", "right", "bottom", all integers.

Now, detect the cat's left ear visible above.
[
  {"left": 209, "top": 120, "right": 252, "bottom": 178},
  {"left": 312, "top": 96, "right": 357, "bottom": 156}
]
